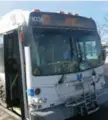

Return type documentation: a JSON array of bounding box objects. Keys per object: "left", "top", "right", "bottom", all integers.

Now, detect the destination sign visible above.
[{"left": 29, "top": 12, "right": 96, "bottom": 30}]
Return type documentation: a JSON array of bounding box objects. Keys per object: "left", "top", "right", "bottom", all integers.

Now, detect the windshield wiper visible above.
[{"left": 58, "top": 74, "right": 65, "bottom": 84}]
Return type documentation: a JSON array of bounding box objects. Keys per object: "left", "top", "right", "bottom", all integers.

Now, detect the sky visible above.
[{"left": 0, "top": 1, "right": 108, "bottom": 40}]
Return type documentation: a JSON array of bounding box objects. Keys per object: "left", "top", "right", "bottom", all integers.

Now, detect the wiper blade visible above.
[
  {"left": 77, "top": 42, "right": 83, "bottom": 63},
  {"left": 58, "top": 74, "right": 65, "bottom": 84}
]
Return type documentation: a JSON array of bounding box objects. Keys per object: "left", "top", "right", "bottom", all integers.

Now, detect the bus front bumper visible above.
[
  {"left": 29, "top": 86, "right": 108, "bottom": 120},
  {"left": 29, "top": 105, "right": 74, "bottom": 120}
]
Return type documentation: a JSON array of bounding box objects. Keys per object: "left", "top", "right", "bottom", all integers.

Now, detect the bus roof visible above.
[
  {"left": 0, "top": 9, "right": 97, "bottom": 34},
  {"left": 0, "top": 9, "right": 30, "bottom": 33}
]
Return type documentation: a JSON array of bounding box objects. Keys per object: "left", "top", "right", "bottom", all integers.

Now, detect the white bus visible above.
[{"left": 0, "top": 9, "right": 107, "bottom": 120}]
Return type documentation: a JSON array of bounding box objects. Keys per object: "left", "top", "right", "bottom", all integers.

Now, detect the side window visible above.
[
  {"left": 0, "top": 35, "right": 3, "bottom": 45},
  {"left": 4, "top": 31, "right": 20, "bottom": 67},
  {"left": 13, "top": 32, "right": 20, "bottom": 62}
]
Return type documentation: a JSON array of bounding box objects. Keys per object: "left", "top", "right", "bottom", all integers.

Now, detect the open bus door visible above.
[
  {"left": 4, "top": 30, "right": 21, "bottom": 107},
  {"left": 4, "top": 30, "right": 28, "bottom": 120}
]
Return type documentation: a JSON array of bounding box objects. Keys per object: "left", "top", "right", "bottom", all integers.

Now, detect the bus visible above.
[{"left": 0, "top": 9, "right": 107, "bottom": 120}]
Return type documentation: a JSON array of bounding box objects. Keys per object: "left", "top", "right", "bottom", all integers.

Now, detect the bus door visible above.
[
  {"left": 4, "top": 30, "right": 21, "bottom": 107},
  {"left": 4, "top": 30, "right": 29, "bottom": 120}
]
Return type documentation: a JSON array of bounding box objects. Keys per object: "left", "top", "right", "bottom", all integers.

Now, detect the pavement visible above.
[
  {"left": 0, "top": 110, "right": 15, "bottom": 120},
  {"left": 71, "top": 104, "right": 108, "bottom": 120},
  {"left": 0, "top": 106, "right": 20, "bottom": 120}
]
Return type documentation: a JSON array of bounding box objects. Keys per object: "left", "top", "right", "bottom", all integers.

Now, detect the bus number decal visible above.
[{"left": 31, "top": 16, "right": 44, "bottom": 23}]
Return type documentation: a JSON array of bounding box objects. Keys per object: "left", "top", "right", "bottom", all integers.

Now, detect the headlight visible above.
[
  {"left": 28, "top": 97, "right": 47, "bottom": 105},
  {"left": 38, "top": 98, "right": 43, "bottom": 104},
  {"left": 28, "top": 98, "right": 36, "bottom": 105}
]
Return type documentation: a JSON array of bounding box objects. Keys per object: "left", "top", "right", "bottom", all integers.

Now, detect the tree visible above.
[
  {"left": 98, "top": 25, "right": 104, "bottom": 39},
  {"left": 98, "top": 14, "right": 108, "bottom": 41}
]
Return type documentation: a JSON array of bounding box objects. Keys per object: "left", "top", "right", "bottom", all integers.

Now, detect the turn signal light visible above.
[{"left": 19, "top": 32, "right": 24, "bottom": 43}]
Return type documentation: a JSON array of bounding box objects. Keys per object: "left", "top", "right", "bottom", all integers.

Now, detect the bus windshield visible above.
[{"left": 31, "top": 28, "right": 103, "bottom": 76}]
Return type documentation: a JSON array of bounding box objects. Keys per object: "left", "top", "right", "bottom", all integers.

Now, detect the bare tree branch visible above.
[
  {"left": 97, "top": 14, "right": 108, "bottom": 40},
  {"left": 97, "top": 24, "right": 106, "bottom": 40}
]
